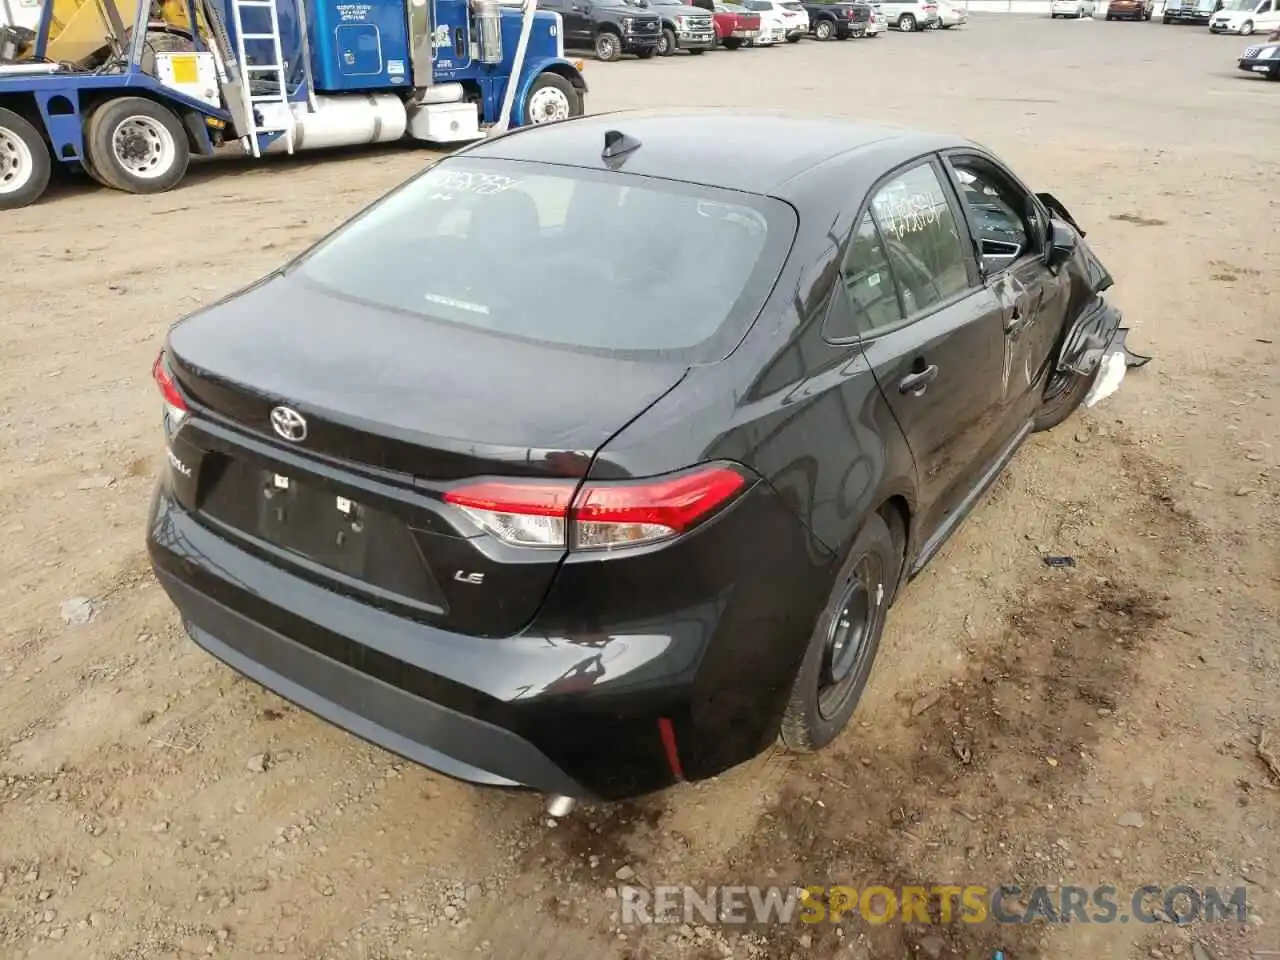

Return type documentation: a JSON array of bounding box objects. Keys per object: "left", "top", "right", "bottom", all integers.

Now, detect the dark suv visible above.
[
  {"left": 537, "top": 0, "right": 662, "bottom": 59},
  {"left": 802, "top": 0, "right": 871, "bottom": 37}
]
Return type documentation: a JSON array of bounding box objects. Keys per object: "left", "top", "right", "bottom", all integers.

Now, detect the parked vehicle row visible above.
[{"left": 536, "top": 0, "right": 959, "bottom": 59}]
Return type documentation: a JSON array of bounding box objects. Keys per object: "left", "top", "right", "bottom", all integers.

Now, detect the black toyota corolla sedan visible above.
[{"left": 147, "top": 111, "right": 1125, "bottom": 805}]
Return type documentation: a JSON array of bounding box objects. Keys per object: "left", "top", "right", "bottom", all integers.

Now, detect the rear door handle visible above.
[{"left": 899, "top": 364, "right": 939, "bottom": 396}]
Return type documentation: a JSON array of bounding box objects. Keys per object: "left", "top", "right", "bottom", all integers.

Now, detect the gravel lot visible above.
[{"left": 1, "top": 13, "right": 1277, "bottom": 960}]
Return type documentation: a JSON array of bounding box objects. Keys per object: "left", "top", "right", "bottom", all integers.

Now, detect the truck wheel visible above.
[
  {"left": 657, "top": 26, "right": 677, "bottom": 54},
  {"left": 523, "top": 73, "right": 580, "bottom": 125},
  {"left": 688, "top": 45, "right": 707, "bottom": 52},
  {"left": 898, "top": 12, "right": 916, "bottom": 29},
  {"left": 0, "top": 107, "right": 51, "bottom": 211},
  {"left": 85, "top": 97, "right": 189, "bottom": 195},
  {"left": 814, "top": 18, "right": 834, "bottom": 38},
  {"left": 634, "top": 45, "right": 657, "bottom": 57},
  {"left": 594, "top": 31, "right": 622, "bottom": 60}
]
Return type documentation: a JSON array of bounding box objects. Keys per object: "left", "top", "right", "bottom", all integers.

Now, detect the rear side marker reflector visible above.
[
  {"left": 443, "top": 465, "right": 748, "bottom": 551},
  {"left": 657, "top": 717, "right": 685, "bottom": 781}
]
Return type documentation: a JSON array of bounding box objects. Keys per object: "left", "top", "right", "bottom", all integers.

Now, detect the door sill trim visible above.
[{"left": 908, "top": 419, "right": 1034, "bottom": 578}]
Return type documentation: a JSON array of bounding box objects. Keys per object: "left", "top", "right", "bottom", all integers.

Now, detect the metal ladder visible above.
[{"left": 228, "top": 0, "right": 294, "bottom": 157}]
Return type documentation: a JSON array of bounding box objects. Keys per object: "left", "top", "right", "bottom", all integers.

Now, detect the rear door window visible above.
[{"left": 291, "top": 159, "right": 796, "bottom": 361}]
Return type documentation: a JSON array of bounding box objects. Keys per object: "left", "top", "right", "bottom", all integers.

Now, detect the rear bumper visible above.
[
  {"left": 160, "top": 567, "right": 587, "bottom": 796},
  {"left": 147, "top": 473, "right": 832, "bottom": 801}
]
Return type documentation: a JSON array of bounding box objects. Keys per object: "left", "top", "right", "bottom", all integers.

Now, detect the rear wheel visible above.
[
  {"left": 722, "top": 36, "right": 743, "bottom": 48},
  {"left": 814, "top": 18, "right": 834, "bottom": 37},
  {"left": 84, "top": 96, "right": 189, "bottom": 195},
  {"left": 594, "top": 30, "right": 622, "bottom": 60},
  {"left": 657, "top": 26, "right": 677, "bottom": 54},
  {"left": 786, "top": 32, "right": 801, "bottom": 40},
  {"left": 634, "top": 45, "right": 657, "bottom": 57},
  {"left": 898, "top": 12, "right": 916, "bottom": 29},
  {"left": 0, "top": 107, "right": 51, "bottom": 211},
  {"left": 779, "top": 511, "right": 899, "bottom": 753}
]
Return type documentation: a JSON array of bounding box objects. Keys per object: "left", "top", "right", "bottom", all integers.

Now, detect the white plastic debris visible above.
[{"left": 1084, "top": 350, "right": 1127, "bottom": 409}]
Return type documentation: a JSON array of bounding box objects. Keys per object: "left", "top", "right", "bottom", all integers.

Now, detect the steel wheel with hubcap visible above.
[
  {"left": 779, "top": 511, "right": 900, "bottom": 752},
  {"left": 0, "top": 107, "right": 51, "bottom": 210},
  {"left": 523, "top": 74, "right": 580, "bottom": 125},
  {"left": 85, "top": 96, "right": 189, "bottom": 195}
]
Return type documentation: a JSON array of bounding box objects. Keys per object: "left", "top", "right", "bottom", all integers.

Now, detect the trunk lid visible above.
[{"left": 164, "top": 274, "right": 688, "bottom": 637}]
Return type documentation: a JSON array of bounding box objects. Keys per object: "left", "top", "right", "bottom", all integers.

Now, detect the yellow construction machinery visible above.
[{"left": 1, "top": 0, "right": 205, "bottom": 67}]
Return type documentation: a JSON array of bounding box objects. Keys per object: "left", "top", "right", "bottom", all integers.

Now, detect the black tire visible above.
[
  {"left": 634, "top": 45, "right": 657, "bottom": 57},
  {"left": 1241, "top": 18, "right": 1254, "bottom": 33},
  {"left": 814, "top": 18, "right": 834, "bottom": 38},
  {"left": 0, "top": 106, "right": 51, "bottom": 210},
  {"left": 1033, "top": 363, "right": 1099, "bottom": 433},
  {"left": 84, "top": 96, "right": 189, "bottom": 196},
  {"left": 1162, "top": 13, "right": 1170, "bottom": 21},
  {"left": 688, "top": 45, "right": 707, "bottom": 52},
  {"left": 786, "top": 32, "right": 800, "bottom": 41},
  {"left": 779, "top": 511, "right": 899, "bottom": 753},
  {"left": 594, "top": 30, "right": 622, "bottom": 60},
  {"left": 522, "top": 73, "right": 581, "bottom": 125},
  {"left": 657, "top": 26, "right": 677, "bottom": 54},
  {"left": 722, "top": 36, "right": 743, "bottom": 48},
  {"left": 898, "top": 12, "right": 916, "bottom": 29}
]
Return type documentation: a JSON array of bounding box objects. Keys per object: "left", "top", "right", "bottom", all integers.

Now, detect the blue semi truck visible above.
[{"left": 0, "top": 0, "right": 587, "bottom": 208}]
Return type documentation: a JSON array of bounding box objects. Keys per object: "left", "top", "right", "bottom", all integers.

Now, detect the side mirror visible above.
[{"left": 1046, "top": 217, "right": 1077, "bottom": 268}]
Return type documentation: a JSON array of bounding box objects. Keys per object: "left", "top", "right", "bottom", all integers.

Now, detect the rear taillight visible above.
[
  {"left": 152, "top": 349, "right": 188, "bottom": 439},
  {"left": 444, "top": 465, "right": 748, "bottom": 552}
]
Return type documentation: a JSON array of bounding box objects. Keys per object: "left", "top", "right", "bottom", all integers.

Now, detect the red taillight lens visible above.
[
  {"left": 443, "top": 480, "right": 575, "bottom": 549},
  {"left": 153, "top": 351, "right": 188, "bottom": 411},
  {"left": 153, "top": 350, "right": 188, "bottom": 437},
  {"left": 443, "top": 465, "right": 748, "bottom": 552}
]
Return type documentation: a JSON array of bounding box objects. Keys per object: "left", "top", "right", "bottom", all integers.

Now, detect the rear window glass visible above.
[
  {"left": 782, "top": 2, "right": 804, "bottom": 7},
  {"left": 291, "top": 158, "right": 793, "bottom": 361}
]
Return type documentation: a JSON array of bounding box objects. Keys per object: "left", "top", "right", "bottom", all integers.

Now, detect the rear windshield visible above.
[
  {"left": 291, "top": 158, "right": 795, "bottom": 361},
  {"left": 782, "top": 2, "right": 804, "bottom": 7}
]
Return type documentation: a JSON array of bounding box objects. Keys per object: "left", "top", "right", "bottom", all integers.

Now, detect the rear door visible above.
[
  {"left": 941, "top": 150, "right": 1070, "bottom": 427},
  {"left": 824, "top": 158, "right": 1014, "bottom": 544}
]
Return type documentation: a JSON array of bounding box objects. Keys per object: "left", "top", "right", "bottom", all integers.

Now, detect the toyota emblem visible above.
[{"left": 270, "top": 406, "right": 308, "bottom": 442}]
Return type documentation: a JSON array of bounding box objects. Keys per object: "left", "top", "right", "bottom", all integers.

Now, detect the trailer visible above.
[{"left": 0, "top": 0, "right": 587, "bottom": 208}]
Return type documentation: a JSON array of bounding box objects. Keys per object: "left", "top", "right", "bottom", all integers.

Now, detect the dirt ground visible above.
[{"left": 1, "top": 13, "right": 1277, "bottom": 960}]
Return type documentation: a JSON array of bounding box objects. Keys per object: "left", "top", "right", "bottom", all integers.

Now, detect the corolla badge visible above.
[{"left": 270, "top": 406, "right": 308, "bottom": 442}]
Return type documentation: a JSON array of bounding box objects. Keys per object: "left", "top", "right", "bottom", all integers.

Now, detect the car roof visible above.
[{"left": 460, "top": 111, "right": 969, "bottom": 197}]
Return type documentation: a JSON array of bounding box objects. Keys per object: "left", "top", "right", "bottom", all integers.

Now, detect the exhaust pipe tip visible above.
[{"left": 545, "top": 795, "right": 577, "bottom": 818}]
